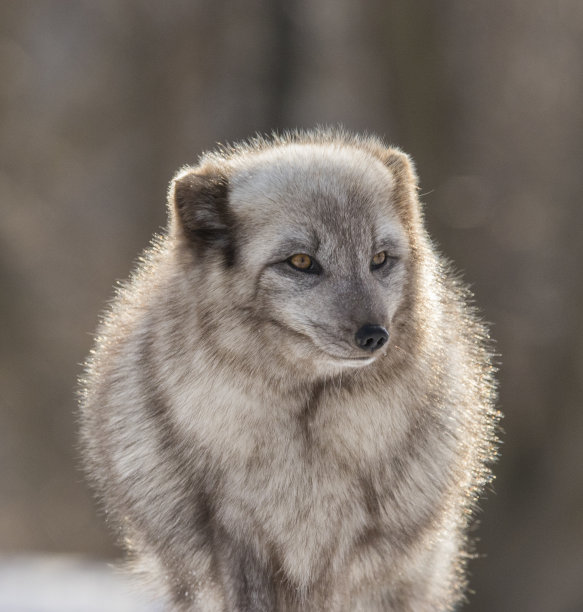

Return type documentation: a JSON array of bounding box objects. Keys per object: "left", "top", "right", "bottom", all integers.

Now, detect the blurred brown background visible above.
[{"left": 1, "top": 2, "right": 582, "bottom": 611}]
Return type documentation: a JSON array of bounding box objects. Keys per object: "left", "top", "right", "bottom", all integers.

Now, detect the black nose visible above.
[{"left": 354, "top": 324, "right": 389, "bottom": 352}]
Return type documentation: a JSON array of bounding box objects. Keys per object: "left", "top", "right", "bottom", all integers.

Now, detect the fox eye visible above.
[
  {"left": 288, "top": 253, "right": 316, "bottom": 272},
  {"left": 371, "top": 251, "right": 387, "bottom": 269}
]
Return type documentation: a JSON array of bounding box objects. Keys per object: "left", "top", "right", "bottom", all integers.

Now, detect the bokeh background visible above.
[{"left": 1, "top": 2, "right": 582, "bottom": 610}]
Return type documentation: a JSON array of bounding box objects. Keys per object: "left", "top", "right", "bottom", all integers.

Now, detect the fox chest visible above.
[
  {"left": 185, "top": 383, "right": 434, "bottom": 586},
  {"left": 208, "top": 415, "right": 383, "bottom": 586}
]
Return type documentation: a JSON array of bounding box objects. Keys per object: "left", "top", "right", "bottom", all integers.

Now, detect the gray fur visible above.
[{"left": 79, "top": 129, "right": 499, "bottom": 611}]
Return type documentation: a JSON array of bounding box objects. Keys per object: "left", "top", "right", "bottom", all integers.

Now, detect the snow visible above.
[{"left": 0, "top": 556, "right": 163, "bottom": 612}]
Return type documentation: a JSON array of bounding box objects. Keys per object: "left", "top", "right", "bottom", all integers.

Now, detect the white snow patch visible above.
[{"left": 0, "top": 555, "right": 163, "bottom": 612}]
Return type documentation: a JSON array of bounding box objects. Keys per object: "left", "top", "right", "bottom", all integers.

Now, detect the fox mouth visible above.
[
  {"left": 308, "top": 332, "right": 388, "bottom": 367},
  {"left": 279, "top": 321, "right": 386, "bottom": 367},
  {"left": 321, "top": 352, "right": 378, "bottom": 368}
]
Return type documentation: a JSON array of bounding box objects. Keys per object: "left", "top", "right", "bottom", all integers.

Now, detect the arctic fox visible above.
[{"left": 80, "top": 129, "right": 498, "bottom": 611}]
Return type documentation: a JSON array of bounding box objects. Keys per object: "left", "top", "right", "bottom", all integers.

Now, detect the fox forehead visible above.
[
  {"left": 228, "top": 143, "right": 395, "bottom": 210},
  {"left": 226, "top": 143, "right": 408, "bottom": 256}
]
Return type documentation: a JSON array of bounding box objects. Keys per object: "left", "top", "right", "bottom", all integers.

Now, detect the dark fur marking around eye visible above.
[
  {"left": 370, "top": 252, "right": 399, "bottom": 272},
  {"left": 287, "top": 253, "right": 322, "bottom": 274}
]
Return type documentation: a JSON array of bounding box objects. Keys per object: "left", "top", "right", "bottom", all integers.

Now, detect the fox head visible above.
[{"left": 168, "top": 133, "right": 428, "bottom": 379}]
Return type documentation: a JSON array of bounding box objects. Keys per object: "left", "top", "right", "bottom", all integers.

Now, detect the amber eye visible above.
[
  {"left": 288, "top": 253, "right": 313, "bottom": 270},
  {"left": 371, "top": 251, "right": 387, "bottom": 269}
]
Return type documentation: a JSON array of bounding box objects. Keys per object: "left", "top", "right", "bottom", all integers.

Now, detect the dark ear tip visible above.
[
  {"left": 170, "top": 169, "right": 229, "bottom": 216},
  {"left": 172, "top": 170, "right": 220, "bottom": 203},
  {"left": 169, "top": 167, "right": 234, "bottom": 263}
]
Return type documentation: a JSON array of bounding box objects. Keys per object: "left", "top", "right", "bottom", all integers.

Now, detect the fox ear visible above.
[
  {"left": 169, "top": 168, "right": 236, "bottom": 266},
  {"left": 382, "top": 148, "right": 418, "bottom": 188},
  {"left": 378, "top": 148, "right": 422, "bottom": 229}
]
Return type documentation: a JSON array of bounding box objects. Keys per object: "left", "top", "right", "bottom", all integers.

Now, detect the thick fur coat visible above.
[{"left": 79, "top": 130, "right": 498, "bottom": 611}]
